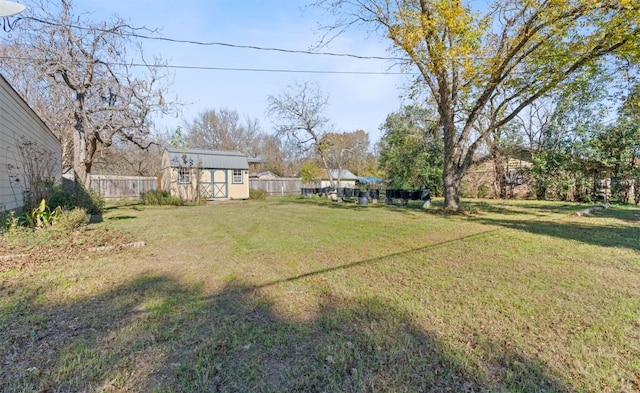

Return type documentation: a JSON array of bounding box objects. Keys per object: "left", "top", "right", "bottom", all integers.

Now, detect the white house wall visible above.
[{"left": 0, "top": 75, "right": 61, "bottom": 212}]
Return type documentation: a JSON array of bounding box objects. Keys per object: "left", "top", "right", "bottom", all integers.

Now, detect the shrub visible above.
[
  {"left": 141, "top": 190, "right": 184, "bottom": 206},
  {"left": 7, "top": 136, "right": 59, "bottom": 212},
  {"left": 49, "top": 183, "right": 104, "bottom": 215},
  {"left": 477, "top": 182, "right": 489, "bottom": 198},
  {"left": 55, "top": 208, "right": 90, "bottom": 232},
  {"left": 249, "top": 189, "right": 268, "bottom": 200},
  {"left": 23, "top": 199, "right": 62, "bottom": 229},
  {"left": 0, "top": 210, "right": 20, "bottom": 234}
]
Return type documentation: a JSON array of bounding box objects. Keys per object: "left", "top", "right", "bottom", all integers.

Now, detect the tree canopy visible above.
[
  {"left": 318, "top": 0, "right": 640, "bottom": 208},
  {"left": 378, "top": 105, "right": 443, "bottom": 192}
]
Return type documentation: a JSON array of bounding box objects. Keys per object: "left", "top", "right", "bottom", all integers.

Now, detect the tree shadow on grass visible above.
[
  {"left": 459, "top": 200, "right": 585, "bottom": 217},
  {"left": 1, "top": 274, "right": 571, "bottom": 392},
  {"left": 282, "top": 196, "right": 440, "bottom": 215},
  {"left": 469, "top": 208, "right": 640, "bottom": 252}
]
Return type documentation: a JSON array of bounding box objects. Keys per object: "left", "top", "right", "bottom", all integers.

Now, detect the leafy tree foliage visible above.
[
  {"left": 378, "top": 106, "right": 443, "bottom": 193},
  {"left": 299, "top": 162, "right": 323, "bottom": 183},
  {"left": 527, "top": 86, "right": 608, "bottom": 201},
  {"left": 526, "top": 77, "right": 640, "bottom": 203},
  {"left": 317, "top": 0, "right": 640, "bottom": 208},
  {"left": 590, "top": 83, "right": 640, "bottom": 202}
]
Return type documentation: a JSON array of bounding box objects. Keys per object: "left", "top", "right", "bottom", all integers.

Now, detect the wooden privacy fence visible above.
[
  {"left": 89, "top": 175, "right": 158, "bottom": 199},
  {"left": 249, "top": 178, "right": 302, "bottom": 196}
]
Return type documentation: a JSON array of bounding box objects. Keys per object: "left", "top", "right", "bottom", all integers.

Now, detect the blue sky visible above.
[{"left": 72, "top": 0, "right": 412, "bottom": 142}]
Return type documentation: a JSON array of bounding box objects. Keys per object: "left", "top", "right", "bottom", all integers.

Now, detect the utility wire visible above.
[
  {"left": 24, "top": 16, "right": 407, "bottom": 62},
  {"left": 0, "top": 55, "right": 412, "bottom": 75},
  {"left": 21, "top": 17, "right": 637, "bottom": 63},
  {"left": 13, "top": 16, "right": 636, "bottom": 76}
]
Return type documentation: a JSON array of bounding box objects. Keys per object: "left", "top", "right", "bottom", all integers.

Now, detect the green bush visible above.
[
  {"left": 249, "top": 188, "right": 268, "bottom": 200},
  {"left": 141, "top": 190, "right": 185, "bottom": 206},
  {"left": 477, "top": 182, "right": 489, "bottom": 198},
  {"left": 55, "top": 208, "right": 90, "bottom": 232},
  {"left": 23, "top": 199, "right": 62, "bottom": 229},
  {"left": 49, "top": 183, "right": 104, "bottom": 215}
]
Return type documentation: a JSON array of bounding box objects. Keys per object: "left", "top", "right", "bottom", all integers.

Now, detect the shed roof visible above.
[{"left": 165, "top": 148, "right": 249, "bottom": 170}]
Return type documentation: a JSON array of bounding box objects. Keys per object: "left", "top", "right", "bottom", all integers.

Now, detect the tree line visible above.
[{"left": 1, "top": 0, "right": 638, "bottom": 206}]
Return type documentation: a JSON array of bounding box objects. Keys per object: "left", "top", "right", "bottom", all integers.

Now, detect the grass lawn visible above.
[{"left": 1, "top": 197, "right": 639, "bottom": 392}]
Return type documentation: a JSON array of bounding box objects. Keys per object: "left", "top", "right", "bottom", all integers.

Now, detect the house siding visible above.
[{"left": 0, "top": 74, "right": 61, "bottom": 212}]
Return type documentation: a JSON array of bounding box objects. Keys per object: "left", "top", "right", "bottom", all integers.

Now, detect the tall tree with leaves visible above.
[
  {"left": 378, "top": 105, "right": 443, "bottom": 192},
  {"left": 527, "top": 79, "right": 609, "bottom": 200},
  {"left": 0, "top": 0, "right": 175, "bottom": 185},
  {"left": 317, "top": 0, "right": 640, "bottom": 209},
  {"left": 590, "top": 83, "right": 640, "bottom": 202}
]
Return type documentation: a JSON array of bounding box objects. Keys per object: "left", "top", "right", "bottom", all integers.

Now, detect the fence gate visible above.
[{"left": 199, "top": 169, "right": 228, "bottom": 199}]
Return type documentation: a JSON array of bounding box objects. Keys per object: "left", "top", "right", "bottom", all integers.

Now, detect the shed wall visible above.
[{"left": 161, "top": 151, "right": 249, "bottom": 200}]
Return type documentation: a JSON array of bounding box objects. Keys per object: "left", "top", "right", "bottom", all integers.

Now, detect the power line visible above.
[
  {"left": 24, "top": 16, "right": 407, "bottom": 62},
  {"left": 158, "top": 65, "right": 409, "bottom": 75},
  {"left": 12, "top": 16, "right": 636, "bottom": 77},
  {"left": 21, "top": 16, "right": 637, "bottom": 63},
  {"left": 0, "top": 55, "right": 412, "bottom": 75}
]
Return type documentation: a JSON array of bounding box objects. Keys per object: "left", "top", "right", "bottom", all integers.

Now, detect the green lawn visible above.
[{"left": 1, "top": 197, "right": 639, "bottom": 392}]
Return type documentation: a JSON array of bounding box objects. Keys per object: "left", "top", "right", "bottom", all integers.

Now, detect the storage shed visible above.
[
  {"left": 0, "top": 73, "right": 61, "bottom": 212},
  {"left": 161, "top": 148, "right": 249, "bottom": 201}
]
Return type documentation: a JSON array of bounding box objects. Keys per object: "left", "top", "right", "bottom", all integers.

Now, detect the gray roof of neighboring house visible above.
[
  {"left": 165, "top": 148, "right": 249, "bottom": 169},
  {"left": 322, "top": 169, "right": 358, "bottom": 180},
  {"left": 247, "top": 155, "right": 266, "bottom": 164}
]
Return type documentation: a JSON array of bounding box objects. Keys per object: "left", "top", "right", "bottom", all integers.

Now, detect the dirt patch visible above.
[{"left": 0, "top": 226, "right": 134, "bottom": 272}]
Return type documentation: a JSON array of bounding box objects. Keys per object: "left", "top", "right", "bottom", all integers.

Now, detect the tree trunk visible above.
[
  {"left": 492, "top": 149, "right": 507, "bottom": 199},
  {"left": 441, "top": 109, "right": 463, "bottom": 209},
  {"left": 442, "top": 165, "right": 462, "bottom": 210},
  {"left": 318, "top": 149, "right": 335, "bottom": 190},
  {"left": 73, "top": 127, "right": 89, "bottom": 186}
]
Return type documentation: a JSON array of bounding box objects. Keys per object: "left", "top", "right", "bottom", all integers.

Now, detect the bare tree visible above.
[
  {"left": 185, "top": 108, "right": 261, "bottom": 155},
  {"left": 320, "top": 130, "right": 370, "bottom": 185},
  {"left": 0, "top": 57, "right": 75, "bottom": 168},
  {"left": 0, "top": 0, "right": 176, "bottom": 185},
  {"left": 255, "top": 134, "right": 301, "bottom": 177},
  {"left": 267, "top": 81, "right": 338, "bottom": 188},
  {"left": 91, "top": 142, "right": 164, "bottom": 177}
]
